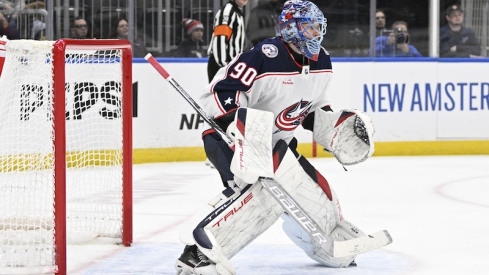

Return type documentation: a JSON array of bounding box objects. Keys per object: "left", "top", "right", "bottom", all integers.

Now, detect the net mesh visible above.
[{"left": 0, "top": 40, "right": 125, "bottom": 273}]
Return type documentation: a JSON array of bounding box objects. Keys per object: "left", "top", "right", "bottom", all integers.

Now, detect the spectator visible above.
[
  {"left": 440, "top": 4, "right": 482, "bottom": 58},
  {"left": 207, "top": 0, "right": 248, "bottom": 82},
  {"left": 0, "top": 12, "right": 19, "bottom": 40},
  {"left": 70, "top": 17, "right": 90, "bottom": 39},
  {"left": 108, "top": 17, "right": 148, "bottom": 57},
  {"left": 375, "top": 9, "right": 387, "bottom": 36},
  {"left": 173, "top": 18, "right": 206, "bottom": 58},
  {"left": 246, "top": 0, "right": 282, "bottom": 46},
  {"left": 375, "top": 21, "right": 422, "bottom": 57}
]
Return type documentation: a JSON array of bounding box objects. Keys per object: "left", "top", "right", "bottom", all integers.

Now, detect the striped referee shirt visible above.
[{"left": 208, "top": 1, "right": 246, "bottom": 67}]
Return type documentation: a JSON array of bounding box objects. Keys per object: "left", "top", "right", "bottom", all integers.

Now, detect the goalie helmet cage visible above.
[{"left": 0, "top": 39, "right": 133, "bottom": 275}]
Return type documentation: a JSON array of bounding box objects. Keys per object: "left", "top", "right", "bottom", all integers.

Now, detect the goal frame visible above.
[{"left": 52, "top": 39, "right": 133, "bottom": 275}]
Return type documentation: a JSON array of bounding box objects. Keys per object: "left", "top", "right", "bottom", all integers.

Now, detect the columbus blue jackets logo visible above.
[
  {"left": 262, "top": 44, "right": 278, "bottom": 58},
  {"left": 275, "top": 100, "right": 313, "bottom": 132}
]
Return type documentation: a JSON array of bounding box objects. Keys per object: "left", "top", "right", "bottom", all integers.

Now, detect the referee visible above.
[{"left": 207, "top": 0, "right": 248, "bottom": 82}]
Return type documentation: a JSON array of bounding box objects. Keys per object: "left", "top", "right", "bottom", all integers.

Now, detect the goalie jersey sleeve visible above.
[{"left": 201, "top": 37, "right": 333, "bottom": 145}]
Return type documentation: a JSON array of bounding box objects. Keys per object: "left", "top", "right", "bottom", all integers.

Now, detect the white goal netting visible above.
[{"left": 0, "top": 39, "right": 130, "bottom": 274}]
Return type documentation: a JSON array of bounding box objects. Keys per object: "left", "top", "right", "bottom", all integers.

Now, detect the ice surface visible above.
[{"left": 67, "top": 156, "right": 489, "bottom": 275}]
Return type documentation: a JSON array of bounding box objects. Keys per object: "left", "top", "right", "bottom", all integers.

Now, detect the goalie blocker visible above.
[{"left": 313, "top": 108, "right": 375, "bottom": 165}]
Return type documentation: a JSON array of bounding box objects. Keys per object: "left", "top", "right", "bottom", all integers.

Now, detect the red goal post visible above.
[{"left": 0, "top": 39, "right": 133, "bottom": 274}]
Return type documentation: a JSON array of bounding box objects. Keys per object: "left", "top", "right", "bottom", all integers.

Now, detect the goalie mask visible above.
[{"left": 279, "top": 0, "right": 327, "bottom": 61}]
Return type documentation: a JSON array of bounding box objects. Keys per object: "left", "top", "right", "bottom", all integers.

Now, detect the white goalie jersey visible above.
[{"left": 200, "top": 36, "right": 333, "bottom": 146}]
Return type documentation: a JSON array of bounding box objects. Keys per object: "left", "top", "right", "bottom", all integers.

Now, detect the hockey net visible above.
[{"left": 0, "top": 39, "right": 133, "bottom": 274}]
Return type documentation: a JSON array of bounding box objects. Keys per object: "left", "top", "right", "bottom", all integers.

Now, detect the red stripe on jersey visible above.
[
  {"left": 254, "top": 70, "right": 332, "bottom": 81},
  {"left": 255, "top": 72, "right": 300, "bottom": 81},
  {"left": 215, "top": 108, "right": 238, "bottom": 120},
  {"left": 202, "top": 129, "right": 216, "bottom": 139},
  {"left": 310, "top": 69, "right": 333, "bottom": 74}
]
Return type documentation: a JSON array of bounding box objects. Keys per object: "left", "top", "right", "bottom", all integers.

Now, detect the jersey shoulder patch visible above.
[{"left": 262, "top": 44, "right": 279, "bottom": 58}]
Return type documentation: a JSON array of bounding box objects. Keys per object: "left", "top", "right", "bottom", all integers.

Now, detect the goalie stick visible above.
[{"left": 144, "top": 53, "right": 392, "bottom": 258}]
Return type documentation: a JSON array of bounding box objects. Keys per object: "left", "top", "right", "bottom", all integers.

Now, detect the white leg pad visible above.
[
  {"left": 273, "top": 140, "right": 365, "bottom": 267},
  {"left": 273, "top": 141, "right": 337, "bottom": 235},
  {"left": 179, "top": 188, "right": 242, "bottom": 246},
  {"left": 191, "top": 182, "right": 283, "bottom": 266}
]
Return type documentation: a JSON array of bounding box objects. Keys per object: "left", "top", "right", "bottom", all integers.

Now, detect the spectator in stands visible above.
[
  {"left": 440, "top": 4, "right": 482, "bottom": 58},
  {"left": 207, "top": 0, "right": 248, "bottom": 82},
  {"left": 108, "top": 17, "right": 148, "bottom": 57},
  {"left": 374, "top": 21, "right": 422, "bottom": 57},
  {"left": 174, "top": 18, "right": 207, "bottom": 58},
  {"left": 375, "top": 9, "right": 387, "bottom": 36},
  {"left": 0, "top": 11, "right": 19, "bottom": 39},
  {"left": 246, "top": 0, "right": 282, "bottom": 46},
  {"left": 70, "top": 17, "right": 90, "bottom": 39}
]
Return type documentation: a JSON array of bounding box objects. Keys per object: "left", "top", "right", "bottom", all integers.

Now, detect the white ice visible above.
[{"left": 67, "top": 155, "right": 489, "bottom": 275}]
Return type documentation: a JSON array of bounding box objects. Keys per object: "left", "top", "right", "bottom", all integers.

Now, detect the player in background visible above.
[
  {"left": 207, "top": 0, "right": 248, "bottom": 82},
  {"left": 175, "top": 1, "right": 377, "bottom": 274}
]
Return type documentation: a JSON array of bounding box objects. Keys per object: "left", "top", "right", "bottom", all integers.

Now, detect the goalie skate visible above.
[{"left": 175, "top": 245, "right": 218, "bottom": 275}]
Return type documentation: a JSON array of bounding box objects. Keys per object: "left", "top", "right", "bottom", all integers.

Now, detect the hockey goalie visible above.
[
  {"left": 173, "top": 1, "right": 391, "bottom": 274},
  {"left": 174, "top": 106, "right": 388, "bottom": 275}
]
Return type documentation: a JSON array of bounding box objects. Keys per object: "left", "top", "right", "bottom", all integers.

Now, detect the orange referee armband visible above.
[{"left": 213, "top": 25, "right": 233, "bottom": 40}]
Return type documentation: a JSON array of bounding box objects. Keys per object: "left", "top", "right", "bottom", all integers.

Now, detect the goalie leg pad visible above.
[
  {"left": 313, "top": 108, "right": 375, "bottom": 165},
  {"left": 191, "top": 181, "right": 283, "bottom": 262},
  {"left": 273, "top": 140, "right": 336, "bottom": 234},
  {"left": 273, "top": 140, "right": 366, "bottom": 267},
  {"left": 179, "top": 187, "right": 240, "bottom": 246},
  {"left": 282, "top": 213, "right": 355, "bottom": 268}
]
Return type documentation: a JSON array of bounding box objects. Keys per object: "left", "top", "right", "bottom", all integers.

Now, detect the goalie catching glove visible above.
[{"left": 313, "top": 108, "right": 375, "bottom": 165}]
